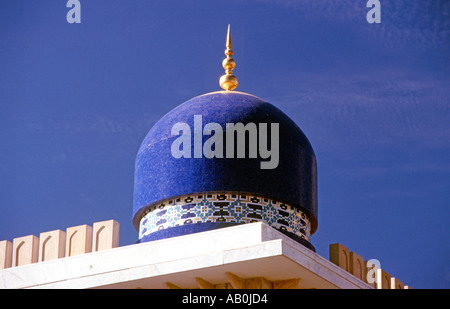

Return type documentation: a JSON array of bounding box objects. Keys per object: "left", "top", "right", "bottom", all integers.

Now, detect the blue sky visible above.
[{"left": 1, "top": 0, "right": 449, "bottom": 288}]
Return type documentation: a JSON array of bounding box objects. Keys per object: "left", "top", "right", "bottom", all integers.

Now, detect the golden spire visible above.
[{"left": 219, "top": 25, "right": 238, "bottom": 91}]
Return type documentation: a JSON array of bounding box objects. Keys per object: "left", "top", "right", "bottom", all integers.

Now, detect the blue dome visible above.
[{"left": 133, "top": 91, "right": 317, "bottom": 249}]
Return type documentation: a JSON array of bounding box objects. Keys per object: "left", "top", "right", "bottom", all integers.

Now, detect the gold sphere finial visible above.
[{"left": 220, "top": 24, "right": 238, "bottom": 91}]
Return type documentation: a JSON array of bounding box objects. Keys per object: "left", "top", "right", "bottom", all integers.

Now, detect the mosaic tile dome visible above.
[{"left": 133, "top": 91, "right": 317, "bottom": 250}]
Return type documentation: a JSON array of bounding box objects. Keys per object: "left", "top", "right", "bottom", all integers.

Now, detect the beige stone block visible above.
[
  {"left": 376, "top": 269, "right": 391, "bottom": 289},
  {"left": 166, "top": 282, "right": 182, "bottom": 289},
  {"left": 391, "top": 277, "right": 405, "bottom": 289},
  {"left": 39, "top": 230, "right": 66, "bottom": 262},
  {"left": 12, "top": 235, "right": 39, "bottom": 267},
  {"left": 92, "top": 220, "right": 120, "bottom": 252},
  {"left": 245, "top": 277, "right": 273, "bottom": 289},
  {"left": 329, "top": 243, "right": 349, "bottom": 272},
  {"left": 349, "top": 251, "right": 365, "bottom": 280},
  {"left": 273, "top": 278, "right": 301, "bottom": 289},
  {"left": 225, "top": 272, "right": 273, "bottom": 289},
  {"left": 66, "top": 224, "right": 92, "bottom": 257},
  {"left": 0, "top": 240, "right": 13, "bottom": 269},
  {"left": 226, "top": 272, "right": 245, "bottom": 289},
  {"left": 196, "top": 277, "right": 215, "bottom": 289},
  {"left": 364, "top": 260, "right": 378, "bottom": 288}
]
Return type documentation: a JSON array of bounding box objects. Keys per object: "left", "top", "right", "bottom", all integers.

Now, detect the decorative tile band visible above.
[{"left": 139, "top": 193, "right": 311, "bottom": 241}]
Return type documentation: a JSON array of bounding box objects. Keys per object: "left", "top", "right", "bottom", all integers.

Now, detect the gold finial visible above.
[{"left": 219, "top": 24, "right": 238, "bottom": 91}]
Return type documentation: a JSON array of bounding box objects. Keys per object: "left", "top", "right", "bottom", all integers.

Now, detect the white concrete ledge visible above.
[{"left": 0, "top": 223, "right": 372, "bottom": 289}]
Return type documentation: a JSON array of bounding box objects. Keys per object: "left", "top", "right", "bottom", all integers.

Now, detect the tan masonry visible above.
[
  {"left": 329, "top": 243, "right": 410, "bottom": 289},
  {"left": 0, "top": 220, "right": 119, "bottom": 269}
]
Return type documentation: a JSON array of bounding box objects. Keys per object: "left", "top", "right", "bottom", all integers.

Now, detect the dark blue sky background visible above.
[{"left": 1, "top": 1, "right": 449, "bottom": 288}]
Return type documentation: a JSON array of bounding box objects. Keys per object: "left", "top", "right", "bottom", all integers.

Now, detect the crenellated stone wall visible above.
[
  {"left": 329, "top": 243, "right": 411, "bottom": 289},
  {"left": 0, "top": 219, "right": 119, "bottom": 269}
]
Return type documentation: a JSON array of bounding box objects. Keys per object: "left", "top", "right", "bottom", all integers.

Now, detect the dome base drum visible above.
[{"left": 138, "top": 192, "right": 315, "bottom": 251}]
